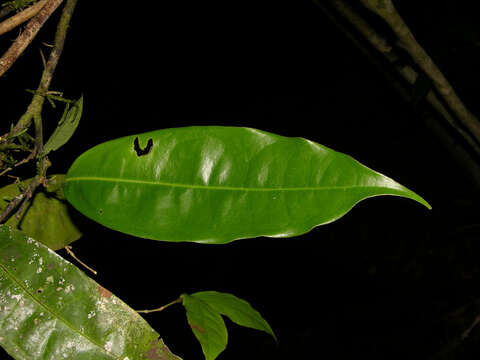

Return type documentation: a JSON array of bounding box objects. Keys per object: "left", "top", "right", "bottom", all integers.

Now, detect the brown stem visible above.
[
  {"left": 0, "top": 0, "right": 78, "bottom": 223},
  {"left": 136, "top": 297, "right": 183, "bottom": 314},
  {"left": 316, "top": 0, "right": 480, "bottom": 158},
  {"left": 0, "top": 0, "right": 64, "bottom": 78},
  {"left": 0, "top": 174, "right": 43, "bottom": 223},
  {"left": 38, "top": 0, "right": 77, "bottom": 91},
  {"left": 360, "top": 0, "right": 480, "bottom": 144},
  {"left": 64, "top": 246, "right": 98, "bottom": 275},
  {"left": 0, "top": 0, "right": 49, "bottom": 36},
  {"left": 6, "top": 0, "right": 78, "bottom": 140}
]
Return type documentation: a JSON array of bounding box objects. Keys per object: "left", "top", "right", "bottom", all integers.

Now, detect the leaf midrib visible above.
[
  {"left": 65, "top": 176, "right": 383, "bottom": 192},
  {"left": 0, "top": 261, "right": 117, "bottom": 360}
]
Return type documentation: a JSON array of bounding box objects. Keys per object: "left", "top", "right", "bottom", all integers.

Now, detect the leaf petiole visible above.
[
  {"left": 136, "top": 296, "right": 183, "bottom": 314},
  {"left": 64, "top": 245, "right": 97, "bottom": 275}
]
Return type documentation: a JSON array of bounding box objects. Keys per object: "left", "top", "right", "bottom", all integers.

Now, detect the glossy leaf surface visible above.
[
  {"left": 0, "top": 225, "right": 181, "bottom": 360},
  {"left": 0, "top": 175, "right": 81, "bottom": 250},
  {"left": 64, "top": 126, "right": 431, "bottom": 244}
]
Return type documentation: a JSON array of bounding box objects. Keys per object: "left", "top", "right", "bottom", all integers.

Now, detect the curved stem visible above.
[
  {"left": 137, "top": 297, "right": 183, "bottom": 314},
  {"left": 0, "top": 0, "right": 64, "bottom": 78},
  {"left": 5, "top": 0, "right": 78, "bottom": 140},
  {"left": 64, "top": 246, "right": 98, "bottom": 275},
  {"left": 0, "top": 0, "right": 49, "bottom": 36},
  {"left": 315, "top": 0, "right": 480, "bottom": 158},
  {"left": 0, "top": 0, "right": 78, "bottom": 224},
  {"left": 360, "top": 0, "right": 480, "bottom": 143}
]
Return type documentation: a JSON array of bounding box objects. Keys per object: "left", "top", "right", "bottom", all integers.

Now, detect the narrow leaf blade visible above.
[
  {"left": 64, "top": 126, "right": 431, "bottom": 244},
  {"left": 192, "top": 291, "right": 277, "bottom": 342},
  {"left": 42, "top": 95, "right": 83, "bottom": 156},
  {"left": 182, "top": 293, "right": 227, "bottom": 360},
  {"left": 0, "top": 225, "right": 181, "bottom": 360}
]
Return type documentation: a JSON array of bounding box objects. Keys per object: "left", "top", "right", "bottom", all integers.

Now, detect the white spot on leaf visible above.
[{"left": 104, "top": 340, "right": 113, "bottom": 352}]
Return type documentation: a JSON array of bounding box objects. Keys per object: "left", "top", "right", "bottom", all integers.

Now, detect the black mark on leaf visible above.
[{"left": 134, "top": 137, "right": 153, "bottom": 156}]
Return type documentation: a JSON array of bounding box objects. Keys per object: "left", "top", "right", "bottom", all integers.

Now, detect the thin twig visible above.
[
  {"left": 0, "top": 0, "right": 64, "bottom": 78},
  {"left": 0, "top": 149, "right": 37, "bottom": 177},
  {"left": 360, "top": 0, "right": 480, "bottom": 144},
  {"left": 38, "top": 0, "right": 77, "bottom": 91},
  {"left": 136, "top": 297, "right": 183, "bottom": 314},
  {"left": 0, "top": 0, "right": 49, "bottom": 36},
  {"left": 64, "top": 246, "right": 98, "bottom": 275},
  {"left": 315, "top": 0, "right": 480, "bottom": 158},
  {"left": 0, "top": 167, "right": 12, "bottom": 176},
  {"left": 462, "top": 314, "right": 480, "bottom": 339},
  {"left": 2, "top": 0, "right": 77, "bottom": 142},
  {"left": 314, "top": 0, "right": 480, "bottom": 190},
  {"left": 0, "top": 0, "right": 77, "bottom": 224},
  {"left": 0, "top": 175, "right": 43, "bottom": 223}
]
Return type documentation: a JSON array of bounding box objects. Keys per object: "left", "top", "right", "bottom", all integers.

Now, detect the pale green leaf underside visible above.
[
  {"left": 64, "top": 126, "right": 431, "bottom": 244},
  {"left": 0, "top": 225, "right": 181, "bottom": 360}
]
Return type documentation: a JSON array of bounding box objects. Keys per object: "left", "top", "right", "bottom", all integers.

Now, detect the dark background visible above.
[{"left": 2, "top": 1, "right": 480, "bottom": 359}]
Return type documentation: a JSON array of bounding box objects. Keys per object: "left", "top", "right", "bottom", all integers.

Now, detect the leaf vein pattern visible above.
[
  {"left": 65, "top": 176, "right": 387, "bottom": 192},
  {"left": 0, "top": 262, "right": 116, "bottom": 359}
]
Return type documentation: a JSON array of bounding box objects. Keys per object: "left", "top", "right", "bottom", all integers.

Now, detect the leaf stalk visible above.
[{"left": 137, "top": 297, "right": 183, "bottom": 314}]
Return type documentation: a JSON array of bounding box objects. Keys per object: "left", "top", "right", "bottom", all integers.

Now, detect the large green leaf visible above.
[
  {"left": 0, "top": 225, "right": 181, "bottom": 360},
  {"left": 64, "top": 126, "right": 430, "bottom": 244},
  {"left": 0, "top": 175, "right": 81, "bottom": 250}
]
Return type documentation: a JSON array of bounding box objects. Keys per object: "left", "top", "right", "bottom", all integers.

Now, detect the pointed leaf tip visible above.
[
  {"left": 181, "top": 291, "right": 276, "bottom": 360},
  {"left": 192, "top": 291, "right": 277, "bottom": 343},
  {"left": 64, "top": 126, "right": 431, "bottom": 243}
]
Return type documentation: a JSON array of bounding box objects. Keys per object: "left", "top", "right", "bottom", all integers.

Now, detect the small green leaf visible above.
[
  {"left": 0, "top": 175, "right": 81, "bottom": 250},
  {"left": 42, "top": 95, "right": 83, "bottom": 156},
  {"left": 182, "top": 293, "right": 228, "bottom": 360},
  {"left": 191, "top": 291, "right": 277, "bottom": 343},
  {"left": 0, "top": 225, "right": 181, "bottom": 360},
  {"left": 182, "top": 291, "right": 276, "bottom": 360}
]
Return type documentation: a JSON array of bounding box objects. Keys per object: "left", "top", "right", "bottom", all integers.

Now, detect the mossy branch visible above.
[{"left": 0, "top": 0, "right": 78, "bottom": 224}]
